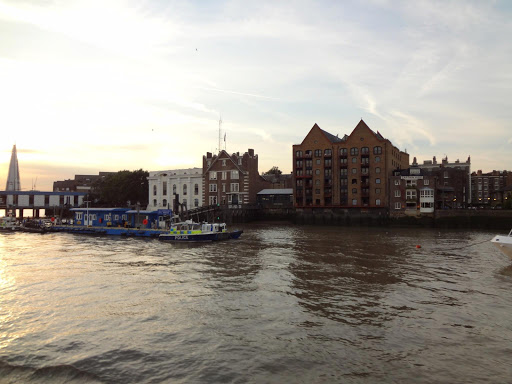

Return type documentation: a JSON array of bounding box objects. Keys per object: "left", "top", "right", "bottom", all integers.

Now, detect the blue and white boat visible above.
[
  {"left": 491, "top": 229, "right": 512, "bottom": 260},
  {"left": 158, "top": 220, "right": 243, "bottom": 242}
]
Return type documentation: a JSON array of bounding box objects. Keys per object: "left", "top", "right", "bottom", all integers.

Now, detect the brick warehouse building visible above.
[
  {"left": 202, "top": 149, "right": 271, "bottom": 207},
  {"left": 292, "top": 120, "right": 409, "bottom": 208}
]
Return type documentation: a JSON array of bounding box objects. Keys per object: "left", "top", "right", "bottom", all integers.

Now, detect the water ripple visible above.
[{"left": 0, "top": 226, "right": 511, "bottom": 383}]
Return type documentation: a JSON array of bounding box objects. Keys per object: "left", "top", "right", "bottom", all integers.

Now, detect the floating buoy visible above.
[{"left": 416, "top": 245, "right": 421, "bottom": 249}]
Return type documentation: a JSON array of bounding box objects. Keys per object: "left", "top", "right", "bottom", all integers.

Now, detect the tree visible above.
[
  {"left": 87, "top": 169, "right": 149, "bottom": 207},
  {"left": 264, "top": 166, "right": 282, "bottom": 175}
]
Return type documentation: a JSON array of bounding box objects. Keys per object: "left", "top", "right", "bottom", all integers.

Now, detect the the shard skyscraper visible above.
[{"left": 5, "top": 144, "right": 21, "bottom": 191}]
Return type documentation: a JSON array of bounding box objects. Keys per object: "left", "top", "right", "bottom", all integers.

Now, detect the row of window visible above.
[
  {"left": 208, "top": 194, "right": 241, "bottom": 205},
  {"left": 75, "top": 213, "right": 128, "bottom": 221},
  {"left": 393, "top": 179, "right": 430, "bottom": 186},
  {"left": 297, "top": 156, "right": 382, "bottom": 168},
  {"left": 393, "top": 189, "right": 434, "bottom": 198},
  {"left": 153, "top": 183, "right": 199, "bottom": 196},
  {"left": 210, "top": 170, "right": 239, "bottom": 180},
  {"left": 296, "top": 147, "right": 383, "bottom": 158},
  {"left": 394, "top": 202, "right": 434, "bottom": 209},
  {"left": 209, "top": 183, "right": 240, "bottom": 192},
  {"left": 206, "top": 158, "right": 243, "bottom": 167}
]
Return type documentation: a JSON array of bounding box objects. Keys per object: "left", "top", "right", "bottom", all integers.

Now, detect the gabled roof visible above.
[
  {"left": 298, "top": 123, "right": 344, "bottom": 146},
  {"left": 204, "top": 150, "right": 246, "bottom": 175},
  {"left": 349, "top": 119, "right": 386, "bottom": 141},
  {"left": 319, "top": 128, "right": 345, "bottom": 143}
]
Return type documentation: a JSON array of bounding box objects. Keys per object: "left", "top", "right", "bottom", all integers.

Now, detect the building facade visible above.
[
  {"left": 471, "top": 170, "right": 510, "bottom": 207},
  {"left": 390, "top": 158, "right": 470, "bottom": 216},
  {"left": 416, "top": 156, "right": 471, "bottom": 205},
  {"left": 147, "top": 168, "right": 203, "bottom": 211},
  {"left": 202, "top": 149, "right": 270, "bottom": 207},
  {"left": 257, "top": 189, "right": 293, "bottom": 208},
  {"left": 53, "top": 172, "right": 115, "bottom": 192},
  {"left": 292, "top": 120, "right": 409, "bottom": 208},
  {"left": 389, "top": 168, "right": 436, "bottom": 216}
]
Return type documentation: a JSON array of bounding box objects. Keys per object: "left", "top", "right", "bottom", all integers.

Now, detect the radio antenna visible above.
[{"left": 218, "top": 115, "right": 222, "bottom": 153}]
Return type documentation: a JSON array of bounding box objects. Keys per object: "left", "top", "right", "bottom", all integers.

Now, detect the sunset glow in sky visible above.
[{"left": 1, "top": 0, "right": 511, "bottom": 190}]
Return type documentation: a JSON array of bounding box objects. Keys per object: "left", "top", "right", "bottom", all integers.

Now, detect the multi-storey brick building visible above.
[
  {"left": 202, "top": 149, "right": 270, "bottom": 207},
  {"left": 389, "top": 166, "right": 437, "bottom": 216},
  {"left": 471, "top": 170, "right": 510, "bottom": 207},
  {"left": 416, "top": 156, "right": 472, "bottom": 205},
  {"left": 390, "top": 158, "right": 470, "bottom": 216},
  {"left": 292, "top": 120, "right": 409, "bottom": 208}
]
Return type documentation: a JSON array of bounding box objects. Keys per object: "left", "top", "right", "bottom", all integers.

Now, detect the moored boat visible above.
[
  {"left": 158, "top": 220, "right": 243, "bottom": 242},
  {"left": 491, "top": 229, "right": 512, "bottom": 260},
  {"left": 20, "top": 221, "right": 48, "bottom": 234},
  {"left": 0, "top": 215, "right": 20, "bottom": 232}
]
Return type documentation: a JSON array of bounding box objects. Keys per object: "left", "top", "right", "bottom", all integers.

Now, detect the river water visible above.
[{"left": 0, "top": 223, "right": 511, "bottom": 383}]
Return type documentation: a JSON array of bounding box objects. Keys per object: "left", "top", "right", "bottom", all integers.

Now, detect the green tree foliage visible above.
[
  {"left": 87, "top": 169, "right": 149, "bottom": 207},
  {"left": 264, "top": 166, "right": 282, "bottom": 175}
]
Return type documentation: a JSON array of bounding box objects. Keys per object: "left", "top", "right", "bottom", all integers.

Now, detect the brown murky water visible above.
[{"left": 0, "top": 223, "right": 511, "bottom": 383}]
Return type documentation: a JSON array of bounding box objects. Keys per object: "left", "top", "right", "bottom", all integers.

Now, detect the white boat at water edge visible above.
[
  {"left": 491, "top": 229, "right": 512, "bottom": 260},
  {"left": 0, "top": 215, "right": 19, "bottom": 231}
]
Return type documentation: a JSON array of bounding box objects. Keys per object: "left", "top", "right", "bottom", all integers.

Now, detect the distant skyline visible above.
[{"left": 1, "top": 0, "right": 511, "bottom": 191}]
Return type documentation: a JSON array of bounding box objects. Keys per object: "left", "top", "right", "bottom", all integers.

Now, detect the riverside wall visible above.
[{"left": 221, "top": 206, "right": 512, "bottom": 230}]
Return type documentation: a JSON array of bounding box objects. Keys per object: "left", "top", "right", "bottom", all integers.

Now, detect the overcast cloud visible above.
[{"left": 0, "top": 0, "right": 510, "bottom": 190}]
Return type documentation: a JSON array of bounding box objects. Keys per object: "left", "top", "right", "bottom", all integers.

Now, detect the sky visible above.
[{"left": 1, "top": 0, "right": 511, "bottom": 191}]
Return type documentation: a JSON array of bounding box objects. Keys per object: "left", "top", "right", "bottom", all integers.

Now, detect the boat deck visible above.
[{"left": 50, "top": 225, "right": 169, "bottom": 237}]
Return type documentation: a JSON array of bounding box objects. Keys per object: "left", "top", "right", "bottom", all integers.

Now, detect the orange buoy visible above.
[{"left": 416, "top": 245, "right": 421, "bottom": 249}]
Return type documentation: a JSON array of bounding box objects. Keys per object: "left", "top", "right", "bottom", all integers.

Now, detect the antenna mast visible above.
[{"left": 218, "top": 116, "right": 222, "bottom": 153}]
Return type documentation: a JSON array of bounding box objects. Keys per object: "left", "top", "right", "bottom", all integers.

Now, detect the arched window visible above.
[
  {"left": 153, "top": 199, "right": 157, "bottom": 206},
  {"left": 163, "top": 199, "right": 167, "bottom": 207}
]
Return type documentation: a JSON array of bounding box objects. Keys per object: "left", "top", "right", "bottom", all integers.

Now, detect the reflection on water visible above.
[{"left": 0, "top": 225, "right": 511, "bottom": 383}]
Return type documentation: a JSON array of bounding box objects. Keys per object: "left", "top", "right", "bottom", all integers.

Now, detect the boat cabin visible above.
[
  {"left": 169, "top": 220, "right": 227, "bottom": 235},
  {"left": 70, "top": 208, "right": 173, "bottom": 229}
]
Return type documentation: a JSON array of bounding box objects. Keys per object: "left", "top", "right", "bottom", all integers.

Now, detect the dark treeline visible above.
[{"left": 86, "top": 169, "right": 149, "bottom": 207}]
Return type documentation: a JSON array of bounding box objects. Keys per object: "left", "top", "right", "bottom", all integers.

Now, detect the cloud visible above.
[
  {"left": 17, "top": 148, "right": 42, "bottom": 154},
  {"left": 0, "top": 0, "right": 511, "bottom": 179},
  {"left": 195, "top": 87, "right": 281, "bottom": 101}
]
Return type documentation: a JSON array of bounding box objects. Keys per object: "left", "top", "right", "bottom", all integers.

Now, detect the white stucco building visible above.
[{"left": 147, "top": 168, "right": 203, "bottom": 211}]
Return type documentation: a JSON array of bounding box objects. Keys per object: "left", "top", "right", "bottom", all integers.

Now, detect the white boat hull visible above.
[{"left": 491, "top": 234, "right": 512, "bottom": 260}]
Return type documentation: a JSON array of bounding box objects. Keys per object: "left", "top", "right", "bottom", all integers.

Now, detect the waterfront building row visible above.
[
  {"left": 389, "top": 161, "right": 471, "bottom": 217},
  {"left": 147, "top": 149, "right": 276, "bottom": 211}
]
